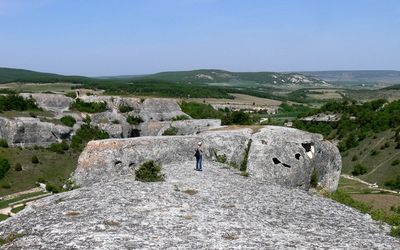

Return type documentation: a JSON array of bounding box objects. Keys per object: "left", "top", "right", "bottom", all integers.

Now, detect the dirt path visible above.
[
  {"left": 364, "top": 151, "right": 400, "bottom": 176},
  {"left": 341, "top": 174, "right": 399, "bottom": 195},
  {"left": 360, "top": 137, "right": 385, "bottom": 163},
  {"left": 0, "top": 187, "right": 43, "bottom": 201}
]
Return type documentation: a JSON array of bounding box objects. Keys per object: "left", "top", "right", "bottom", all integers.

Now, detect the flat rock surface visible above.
[{"left": 1, "top": 161, "right": 399, "bottom": 249}]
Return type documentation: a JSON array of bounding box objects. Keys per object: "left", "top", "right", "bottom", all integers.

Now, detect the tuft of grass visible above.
[
  {"left": 135, "top": 160, "right": 164, "bottom": 182},
  {"left": 213, "top": 150, "right": 227, "bottom": 164},
  {"left": 182, "top": 189, "right": 198, "bottom": 195},
  {"left": 162, "top": 127, "right": 178, "bottom": 136},
  {"left": 310, "top": 168, "right": 318, "bottom": 188},
  {"left": 126, "top": 115, "right": 143, "bottom": 125},
  {"left": 10, "top": 205, "right": 25, "bottom": 214},
  {"left": 391, "top": 226, "right": 400, "bottom": 238},
  {"left": 0, "top": 232, "right": 24, "bottom": 246},
  {"left": 65, "top": 211, "right": 80, "bottom": 217}
]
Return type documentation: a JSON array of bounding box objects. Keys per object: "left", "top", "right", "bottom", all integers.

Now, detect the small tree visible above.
[
  {"left": 31, "top": 155, "right": 39, "bottom": 164},
  {"left": 352, "top": 164, "right": 367, "bottom": 176},
  {"left": 14, "top": 163, "right": 22, "bottom": 171},
  {"left": 135, "top": 161, "right": 164, "bottom": 182},
  {"left": 0, "top": 157, "right": 11, "bottom": 179}
]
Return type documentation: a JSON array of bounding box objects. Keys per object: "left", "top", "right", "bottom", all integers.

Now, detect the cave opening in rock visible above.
[
  {"left": 282, "top": 163, "right": 291, "bottom": 168},
  {"left": 272, "top": 158, "right": 281, "bottom": 164},
  {"left": 295, "top": 153, "right": 301, "bottom": 160},
  {"left": 130, "top": 129, "right": 140, "bottom": 138},
  {"left": 301, "top": 143, "right": 312, "bottom": 152}
]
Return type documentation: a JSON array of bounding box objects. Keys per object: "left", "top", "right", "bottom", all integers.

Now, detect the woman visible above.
[{"left": 194, "top": 142, "right": 203, "bottom": 171}]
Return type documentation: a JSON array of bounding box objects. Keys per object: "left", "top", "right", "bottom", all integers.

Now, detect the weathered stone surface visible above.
[
  {"left": 73, "top": 129, "right": 251, "bottom": 187},
  {"left": 139, "top": 119, "right": 221, "bottom": 136},
  {"left": 73, "top": 126, "right": 341, "bottom": 192},
  {"left": 139, "top": 98, "right": 187, "bottom": 121},
  {"left": 247, "top": 126, "right": 341, "bottom": 191},
  {"left": 314, "top": 140, "right": 342, "bottom": 193},
  {"left": 0, "top": 117, "right": 73, "bottom": 147},
  {"left": 90, "top": 111, "right": 132, "bottom": 138},
  {"left": 0, "top": 162, "right": 398, "bottom": 249},
  {"left": 20, "top": 93, "right": 73, "bottom": 113}
]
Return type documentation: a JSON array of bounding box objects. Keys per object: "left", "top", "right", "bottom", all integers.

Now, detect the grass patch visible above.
[
  {"left": 162, "top": 127, "right": 178, "bottom": 136},
  {"left": 0, "top": 147, "right": 79, "bottom": 196},
  {"left": 0, "top": 232, "right": 24, "bottom": 246},
  {"left": 10, "top": 205, "right": 25, "bottom": 214},
  {"left": 0, "top": 191, "right": 46, "bottom": 209}
]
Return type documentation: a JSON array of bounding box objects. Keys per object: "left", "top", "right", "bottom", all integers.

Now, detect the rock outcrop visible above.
[
  {"left": 138, "top": 119, "right": 221, "bottom": 136},
  {"left": 139, "top": 98, "right": 187, "bottom": 122},
  {"left": 248, "top": 126, "right": 342, "bottom": 192},
  {"left": 0, "top": 161, "right": 398, "bottom": 249},
  {"left": 20, "top": 93, "right": 73, "bottom": 113},
  {"left": 73, "top": 129, "right": 251, "bottom": 187},
  {"left": 0, "top": 117, "right": 73, "bottom": 147},
  {"left": 73, "top": 126, "right": 341, "bottom": 192}
]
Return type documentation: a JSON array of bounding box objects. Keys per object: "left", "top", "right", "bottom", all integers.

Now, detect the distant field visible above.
[
  {"left": 0, "top": 147, "right": 79, "bottom": 196},
  {"left": 0, "top": 82, "right": 78, "bottom": 93},
  {"left": 187, "top": 93, "right": 282, "bottom": 107},
  {"left": 337, "top": 177, "right": 400, "bottom": 214},
  {"left": 306, "top": 89, "right": 343, "bottom": 100}
]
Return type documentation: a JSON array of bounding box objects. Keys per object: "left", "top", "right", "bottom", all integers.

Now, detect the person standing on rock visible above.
[{"left": 195, "top": 142, "right": 203, "bottom": 171}]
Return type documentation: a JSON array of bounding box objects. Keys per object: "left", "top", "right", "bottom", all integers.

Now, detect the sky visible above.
[{"left": 0, "top": 0, "right": 399, "bottom": 76}]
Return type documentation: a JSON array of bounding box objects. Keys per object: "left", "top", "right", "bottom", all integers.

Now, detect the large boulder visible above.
[
  {"left": 0, "top": 117, "right": 73, "bottom": 147},
  {"left": 73, "top": 129, "right": 251, "bottom": 187},
  {"left": 139, "top": 119, "right": 221, "bottom": 136},
  {"left": 90, "top": 111, "right": 132, "bottom": 138},
  {"left": 139, "top": 98, "right": 187, "bottom": 121},
  {"left": 247, "top": 126, "right": 341, "bottom": 191},
  {"left": 20, "top": 93, "right": 73, "bottom": 113}
]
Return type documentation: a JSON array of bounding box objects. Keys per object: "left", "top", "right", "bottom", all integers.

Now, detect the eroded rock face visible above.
[
  {"left": 20, "top": 93, "right": 73, "bottom": 113},
  {"left": 139, "top": 119, "right": 221, "bottom": 136},
  {"left": 73, "top": 129, "right": 252, "bottom": 187},
  {"left": 73, "top": 126, "right": 341, "bottom": 192},
  {"left": 247, "top": 126, "right": 341, "bottom": 191},
  {"left": 0, "top": 162, "right": 398, "bottom": 249},
  {"left": 139, "top": 98, "right": 187, "bottom": 122},
  {"left": 90, "top": 111, "right": 132, "bottom": 138},
  {"left": 0, "top": 117, "right": 73, "bottom": 147}
]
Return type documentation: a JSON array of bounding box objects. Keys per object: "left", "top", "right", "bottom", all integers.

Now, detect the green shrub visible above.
[
  {"left": 391, "top": 159, "right": 400, "bottom": 166},
  {"left": 0, "top": 157, "right": 11, "bottom": 179},
  {"left": 45, "top": 182, "right": 60, "bottom": 193},
  {"left": 180, "top": 101, "right": 221, "bottom": 119},
  {"left": 0, "top": 139, "right": 8, "bottom": 148},
  {"left": 65, "top": 92, "right": 77, "bottom": 98},
  {"left": 71, "top": 124, "right": 109, "bottom": 151},
  {"left": 385, "top": 176, "right": 400, "bottom": 190},
  {"left": 14, "top": 163, "right": 22, "bottom": 171},
  {"left": 162, "top": 127, "right": 178, "bottom": 136},
  {"left": 60, "top": 115, "right": 76, "bottom": 127},
  {"left": 351, "top": 164, "right": 367, "bottom": 176},
  {"left": 31, "top": 155, "right": 39, "bottom": 164},
  {"left": 126, "top": 115, "right": 143, "bottom": 125},
  {"left": 36, "top": 177, "right": 46, "bottom": 183},
  {"left": 0, "top": 94, "right": 39, "bottom": 111},
  {"left": 83, "top": 115, "right": 91, "bottom": 124},
  {"left": 390, "top": 226, "right": 400, "bottom": 238},
  {"left": 118, "top": 105, "right": 133, "bottom": 113},
  {"left": 135, "top": 160, "right": 164, "bottom": 182},
  {"left": 71, "top": 99, "right": 107, "bottom": 113},
  {"left": 351, "top": 155, "right": 358, "bottom": 161},
  {"left": 213, "top": 150, "right": 227, "bottom": 163},
  {"left": 48, "top": 141, "right": 69, "bottom": 154},
  {"left": 310, "top": 169, "right": 318, "bottom": 188},
  {"left": 240, "top": 139, "right": 252, "bottom": 172},
  {"left": 172, "top": 115, "right": 190, "bottom": 121},
  {"left": 370, "top": 150, "right": 378, "bottom": 156}
]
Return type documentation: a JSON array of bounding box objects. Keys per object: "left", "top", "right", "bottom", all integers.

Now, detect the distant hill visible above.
[
  {"left": 301, "top": 70, "right": 400, "bottom": 86},
  {"left": 0, "top": 67, "right": 94, "bottom": 84},
  {"left": 133, "top": 69, "right": 328, "bottom": 87}
]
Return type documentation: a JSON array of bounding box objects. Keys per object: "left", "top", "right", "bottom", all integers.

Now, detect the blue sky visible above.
[{"left": 0, "top": 0, "right": 399, "bottom": 76}]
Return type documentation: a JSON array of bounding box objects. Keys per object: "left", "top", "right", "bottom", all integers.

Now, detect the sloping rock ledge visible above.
[{"left": 0, "top": 162, "right": 398, "bottom": 249}]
